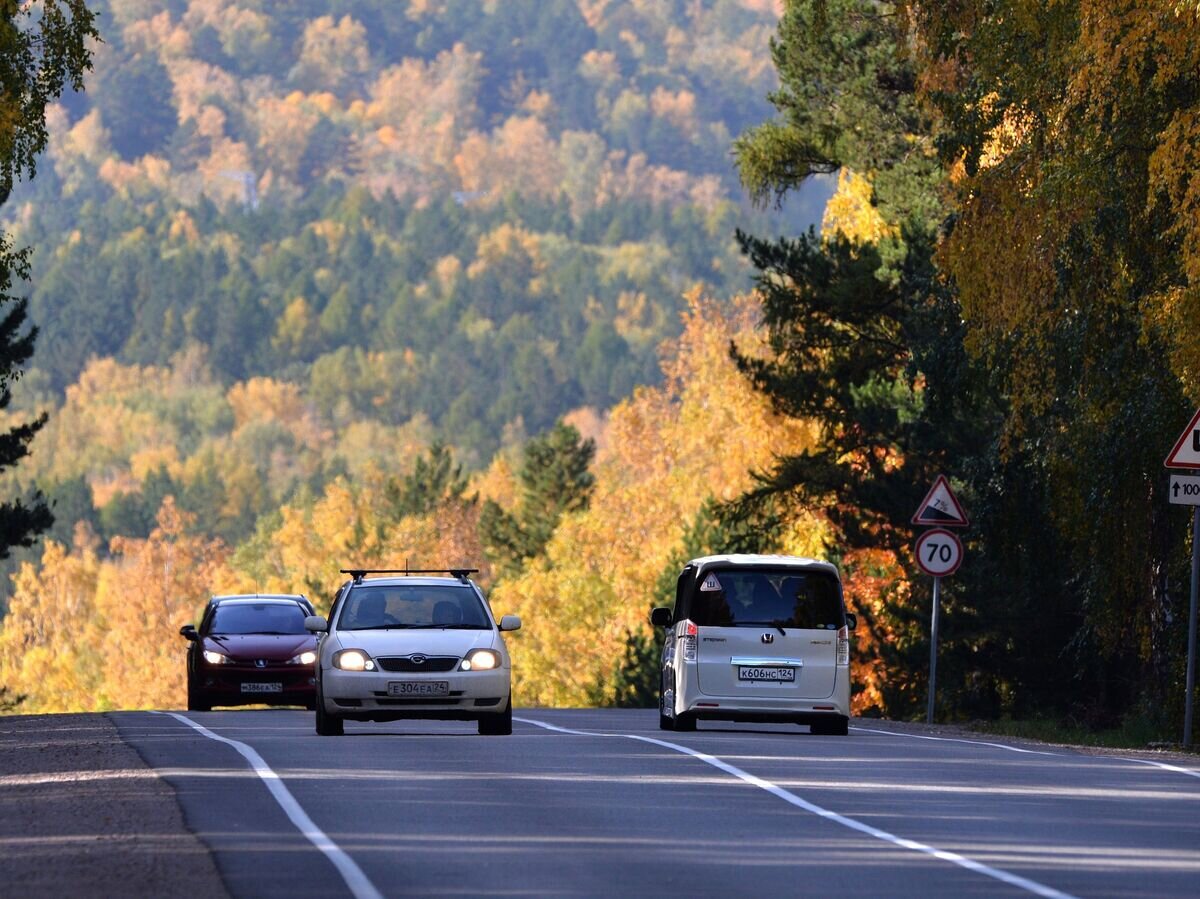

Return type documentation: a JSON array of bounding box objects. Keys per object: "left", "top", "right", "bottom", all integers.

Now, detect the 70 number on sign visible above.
[{"left": 915, "top": 528, "right": 963, "bottom": 577}]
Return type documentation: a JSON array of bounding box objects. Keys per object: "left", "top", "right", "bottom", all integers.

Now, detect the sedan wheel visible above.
[
  {"left": 187, "top": 682, "right": 211, "bottom": 713},
  {"left": 478, "top": 698, "right": 512, "bottom": 735},
  {"left": 314, "top": 686, "right": 344, "bottom": 736}
]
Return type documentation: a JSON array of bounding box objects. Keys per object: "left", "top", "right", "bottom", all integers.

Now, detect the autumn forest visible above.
[{"left": 1, "top": 1, "right": 1198, "bottom": 740}]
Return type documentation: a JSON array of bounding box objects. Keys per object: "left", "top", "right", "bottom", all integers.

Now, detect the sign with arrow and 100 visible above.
[{"left": 1170, "top": 475, "right": 1200, "bottom": 506}]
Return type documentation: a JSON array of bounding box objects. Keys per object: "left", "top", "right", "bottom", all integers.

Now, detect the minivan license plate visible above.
[
  {"left": 388, "top": 681, "right": 450, "bottom": 697},
  {"left": 738, "top": 666, "right": 795, "bottom": 682}
]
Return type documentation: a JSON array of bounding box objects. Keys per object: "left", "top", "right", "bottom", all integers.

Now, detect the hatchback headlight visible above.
[
  {"left": 460, "top": 649, "right": 501, "bottom": 671},
  {"left": 289, "top": 650, "right": 317, "bottom": 665},
  {"left": 203, "top": 650, "right": 231, "bottom": 665},
  {"left": 333, "top": 649, "right": 376, "bottom": 671}
]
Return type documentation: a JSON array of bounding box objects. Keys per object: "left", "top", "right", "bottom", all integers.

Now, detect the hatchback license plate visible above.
[
  {"left": 738, "top": 666, "right": 795, "bottom": 682},
  {"left": 241, "top": 682, "right": 282, "bottom": 693},
  {"left": 388, "top": 681, "right": 450, "bottom": 697}
]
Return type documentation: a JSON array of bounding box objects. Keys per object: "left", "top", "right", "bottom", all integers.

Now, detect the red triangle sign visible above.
[
  {"left": 1165, "top": 407, "right": 1200, "bottom": 469},
  {"left": 912, "top": 475, "right": 969, "bottom": 528}
]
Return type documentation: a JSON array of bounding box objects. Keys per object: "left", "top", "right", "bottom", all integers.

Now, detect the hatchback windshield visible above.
[
  {"left": 209, "top": 602, "right": 308, "bottom": 635},
  {"left": 338, "top": 584, "right": 490, "bottom": 630},
  {"left": 691, "top": 569, "right": 844, "bottom": 629}
]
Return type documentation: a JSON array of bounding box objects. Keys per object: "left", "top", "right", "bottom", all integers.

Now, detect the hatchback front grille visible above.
[{"left": 376, "top": 656, "right": 459, "bottom": 672}]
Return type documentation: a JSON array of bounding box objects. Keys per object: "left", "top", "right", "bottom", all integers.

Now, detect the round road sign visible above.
[{"left": 915, "top": 528, "right": 963, "bottom": 577}]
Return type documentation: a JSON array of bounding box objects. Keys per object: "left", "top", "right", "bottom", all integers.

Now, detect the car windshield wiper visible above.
[
  {"left": 387, "top": 623, "right": 488, "bottom": 630},
  {"left": 736, "top": 620, "right": 789, "bottom": 636}
]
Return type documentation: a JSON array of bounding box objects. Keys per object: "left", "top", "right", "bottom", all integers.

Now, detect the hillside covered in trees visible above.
[
  {"left": 9, "top": 0, "right": 820, "bottom": 439},
  {"left": 0, "top": 0, "right": 828, "bottom": 542}
]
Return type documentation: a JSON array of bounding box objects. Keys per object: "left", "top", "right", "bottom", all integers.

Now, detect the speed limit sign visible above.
[{"left": 915, "top": 528, "right": 963, "bottom": 576}]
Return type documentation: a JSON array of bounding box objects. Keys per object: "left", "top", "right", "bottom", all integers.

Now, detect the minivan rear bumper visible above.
[
  {"left": 677, "top": 675, "right": 850, "bottom": 720},
  {"left": 689, "top": 708, "right": 846, "bottom": 726}
]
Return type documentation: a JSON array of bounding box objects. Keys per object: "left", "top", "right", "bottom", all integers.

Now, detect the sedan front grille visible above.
[
  {"left": 375, "top": 656, "right": 459, "bottom": 673},
  {"left": 376, "top": 698, "right": 463, "bottom": 706}
]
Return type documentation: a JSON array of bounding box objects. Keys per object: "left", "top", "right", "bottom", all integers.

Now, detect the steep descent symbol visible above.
[
  {"left": 912, "top": 475, "right": 969, "bottom": 528},
  {"left": 1164, "top": 407, "right": 1200, "bottom": 470}
]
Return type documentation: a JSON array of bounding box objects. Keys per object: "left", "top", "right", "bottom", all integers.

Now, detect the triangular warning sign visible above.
[
  {"left": 912, "top": 475, "right": 969, "bottom": 528},
  {"left": 1165, "top": 407, "right": 1200, "bottom": 470}
]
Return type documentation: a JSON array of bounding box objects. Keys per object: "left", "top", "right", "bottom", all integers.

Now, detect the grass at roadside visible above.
[{"left": 968, "top": 716, "right": 1196, "bottom": 753}]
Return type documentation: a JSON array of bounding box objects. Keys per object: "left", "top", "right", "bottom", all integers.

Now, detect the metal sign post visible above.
[
  {"left": 1164, "top": 410, "right": 1200, "bottom": 748},
  {"left": 1186, "top": 507, "right": 1199, "bottom": 749},
  {"left": 927, "top": 576, "right": 941, "bottom": 725},
  {"left": 913, "top": 515, "right": 965, "bottom": 726}
]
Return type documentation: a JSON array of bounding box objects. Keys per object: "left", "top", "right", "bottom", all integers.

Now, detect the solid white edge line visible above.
[
  {"left": 516, "top": 716, "right": 1077, "bottom": 899},
  {"left": 154, "top": 712, "right": 384, "bottom": 899},
  {"left": 851, "top": 726, "right": 1062, "bottom": 756},
  {"left": 852, "top": 726, "right": 1200, "bottom": 779}
]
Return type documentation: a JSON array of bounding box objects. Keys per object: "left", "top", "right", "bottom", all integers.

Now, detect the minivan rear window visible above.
[{"left": 689, "top": 569, "right": 844, "bottom": 630}]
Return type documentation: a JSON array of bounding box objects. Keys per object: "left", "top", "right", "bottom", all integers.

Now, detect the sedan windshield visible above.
[
  {"left": 209, "top": 603, "right": 308, "bottom": 635},
  {"left": 338, "top": 584, "right": 490, "bottom": 631},
  {"left": 690, "top": 569, "right": 844, "bottom": 630}
]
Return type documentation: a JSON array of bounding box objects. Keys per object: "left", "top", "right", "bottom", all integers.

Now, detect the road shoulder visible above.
[{"left": 0, "top": 712, "right": 229, "bottom": 898}]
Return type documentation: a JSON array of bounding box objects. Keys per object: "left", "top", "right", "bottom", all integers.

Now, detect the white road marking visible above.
[
  {"left": 155, "top": 712, "right": 383, "bottom": 899},
  {"left": 1120, "top": 757, "right": 1200, "bottom": 780},
  {"left": 852, "top": 726, "right": 1200, "bottom": 780},
  {"left": 517, "top": 716, "right": 1077, "bottom": 899},
  {"left": 852, "top": 726, "right": 1062, "bottom": 756}
]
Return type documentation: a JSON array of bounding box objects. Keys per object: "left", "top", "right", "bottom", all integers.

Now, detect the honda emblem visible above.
[{"left": 761, "top": 633, "right": 774, "bottom": 645}]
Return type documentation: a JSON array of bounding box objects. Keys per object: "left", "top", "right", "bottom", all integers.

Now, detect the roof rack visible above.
[{"left": 340, "top": 567, "right": 479, "bottom": 584}]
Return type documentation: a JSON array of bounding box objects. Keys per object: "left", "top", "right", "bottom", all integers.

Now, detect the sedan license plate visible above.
[
  {"left": 388, "top": 681, "right": 450, "bottom": 697},
  {"left": 241, "top": 682, "right": 282, "bottom": 693},
  {"left": 738, "top": 666, "right": 795, "bottom": 683}
]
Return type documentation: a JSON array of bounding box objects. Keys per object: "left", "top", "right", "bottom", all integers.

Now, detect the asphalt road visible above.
[{"left": 110, "top": 709, "right": 1200, "bottom": 898}]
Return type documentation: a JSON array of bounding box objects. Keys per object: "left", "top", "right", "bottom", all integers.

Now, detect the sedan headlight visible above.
[
  {"left": 288, "top": 651, "right": 318, "bottom": 665},
  {"left": 460, "top": 649, "right": 501, "bottom": 671},
  {"left": 333, "top": 649, "right": 376, "bottom": 671},
  {"left": 202, "top": 650, "right": 231, "bottom": 665}
]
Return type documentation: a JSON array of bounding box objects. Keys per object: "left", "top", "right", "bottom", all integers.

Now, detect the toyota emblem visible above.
[
  {"left": 761, "top": 633, "right": 774, "bottom": 645},
  {"left": 410, "top": 654, "right": 427, "bottom": 665}
]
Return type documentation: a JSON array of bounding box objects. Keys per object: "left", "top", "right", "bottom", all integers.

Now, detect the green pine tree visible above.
[
  {"left": 385, "top": 441, "right": 475, "bottom": 520},
  {"left": 479, "top": 421, "right": 596, "bottom": 576}
]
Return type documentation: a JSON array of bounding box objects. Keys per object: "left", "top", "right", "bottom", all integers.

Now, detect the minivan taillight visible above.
[
  {"left": 682, "top": 620, "right": 698, "bottom": 661},
  {"left": 836, "top": 625, "right": 849, "bottom": 666}
]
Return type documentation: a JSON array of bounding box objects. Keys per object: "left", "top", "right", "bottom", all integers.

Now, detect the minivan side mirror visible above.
[
  {"left": 179, "top": 624, "right": 198, "bottom": 641},
  {"left": 304, "top": 615, "right": 328, "bottom": 633},
  {"left": 845, "top": 612, "right": 857, "bottom": 631},
  {"left": 498, "top": 614, "right": 522, "bottom": 632},
  {"left": 649, "top": 607, "right": 672, "bottom": 628}
]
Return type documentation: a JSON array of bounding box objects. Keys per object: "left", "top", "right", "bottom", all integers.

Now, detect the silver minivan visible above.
[{"left": 650, "top": 554, "right": 854, "bottom": 735}]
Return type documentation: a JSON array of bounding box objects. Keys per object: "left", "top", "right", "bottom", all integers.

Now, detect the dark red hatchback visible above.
[{"left": 180, "top": 595, "right": 319, "bottom": 711}]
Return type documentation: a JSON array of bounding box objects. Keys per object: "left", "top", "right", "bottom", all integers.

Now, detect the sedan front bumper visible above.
[{"left": 320, "top": 667, "right": 510, "bottom": 718}]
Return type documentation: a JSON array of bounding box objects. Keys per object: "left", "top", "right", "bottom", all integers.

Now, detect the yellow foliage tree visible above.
[
  {"left": 96, "top": 499, "right": 237, "bottom": 709},
  {"left": 0, "top": 532, "right": 103, "bottom": 712},
  {"left": 0, "top": 501, "right": 237, "bottom": 712}
]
